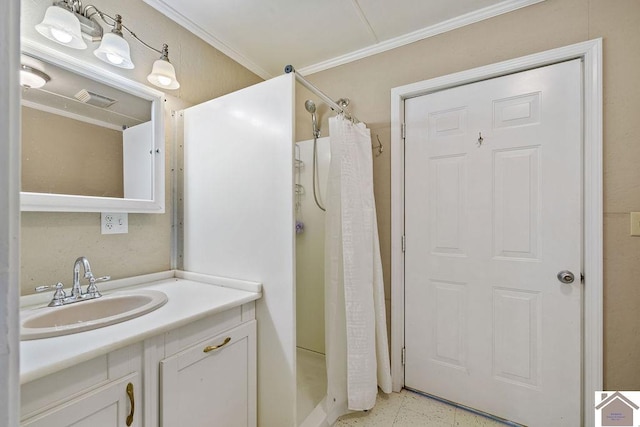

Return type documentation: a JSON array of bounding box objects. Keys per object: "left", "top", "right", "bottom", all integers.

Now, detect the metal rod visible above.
[
  {"left": 284, "top": 65, "right": 359, "bottom": 123},
  {"left": 83, "top": 5, "right": 165, "bottom": 56}
]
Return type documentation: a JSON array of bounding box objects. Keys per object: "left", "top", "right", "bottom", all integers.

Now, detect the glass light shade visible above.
[
  {"left": 35, "top": 5, "right": 87, "bottom": 49},
  {"left": 147, "top": 59, "right": 180, "bottom": 90},
  {"left": 20, "top": 66, "right": 50, "bottom": 89},
  {"left": 94, "top": 32, "right": 134, "bottom": 69}
]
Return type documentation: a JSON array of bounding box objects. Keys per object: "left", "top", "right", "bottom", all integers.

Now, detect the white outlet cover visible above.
[{"left": 101, "top": 212, "right": 129, "bottom": 234}]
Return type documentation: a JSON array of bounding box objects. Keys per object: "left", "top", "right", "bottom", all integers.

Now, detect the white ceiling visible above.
[{"left": 142, "top": 0, "right": 543, "bottom": 79}]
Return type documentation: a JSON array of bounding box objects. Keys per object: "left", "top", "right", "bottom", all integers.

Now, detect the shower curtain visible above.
[{"left": 324, "top": 115, "right": 392, "bottom": 424}]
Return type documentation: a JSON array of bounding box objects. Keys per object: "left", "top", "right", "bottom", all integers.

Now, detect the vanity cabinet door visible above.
[
  {"left": 21, "top": 372, "right": 140, "bottom": 427},
  {"left": 160, "top": 320, "right": 257, "bottom": 427}
]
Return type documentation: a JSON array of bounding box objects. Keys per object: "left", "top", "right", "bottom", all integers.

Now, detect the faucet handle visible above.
[
  {"left": 35, "top": 282, "right": 66, "bottom": 306},
  {"left": 86, "top": 275, "right": 110, "bottom": 298},
  {"left": 88, "top": 275, "right": 111, "bottom": 287},
  {"left": 35, "top": 282, "right": 64, "bottom": 293}
]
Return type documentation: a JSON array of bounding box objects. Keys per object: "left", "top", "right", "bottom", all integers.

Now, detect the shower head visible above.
[
  {"left": 305, "top": 99, "right": 320, "bottom": 138},
  {"left": 304, "top": 99, "right": 316, "bottom": 114}
]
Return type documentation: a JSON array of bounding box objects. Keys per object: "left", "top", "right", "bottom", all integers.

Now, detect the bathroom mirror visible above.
[{"left": 20, "top": 41, "right": 165, "bottom": 213}]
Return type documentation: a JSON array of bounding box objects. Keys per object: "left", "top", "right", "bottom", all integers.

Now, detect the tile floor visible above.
[
  {"left": 297, "top": 347, "right": 513, "bottom": 427},
  {"left": 335, "top": 389, "right": 511, "bottom": 427}
]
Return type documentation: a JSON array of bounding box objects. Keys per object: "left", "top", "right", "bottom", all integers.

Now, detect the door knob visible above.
[{"left": 557, "top": 270, "right": 575, "bottom": 284}]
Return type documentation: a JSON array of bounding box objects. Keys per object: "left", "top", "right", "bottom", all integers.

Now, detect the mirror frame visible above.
[{"left": 20, "top": 40, "right": 165, "bottom": 213}]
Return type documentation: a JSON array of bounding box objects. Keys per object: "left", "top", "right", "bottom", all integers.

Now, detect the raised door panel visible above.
[
  {"left": 405, "top": 60, "right": 582, "bottom": 426},
  {"left": 21, "top": 373, "right": 139, "bottom": 427},
  {"left": 160, "top": 320, "right": 257, "bottom": 427}
]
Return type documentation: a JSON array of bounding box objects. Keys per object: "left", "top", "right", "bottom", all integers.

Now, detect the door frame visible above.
[
  {"left": 390, "top": 39, "right": 602, "bottom": 426},
  {"left": 0, "top": 0, "right": 21, "bottom": 425}
]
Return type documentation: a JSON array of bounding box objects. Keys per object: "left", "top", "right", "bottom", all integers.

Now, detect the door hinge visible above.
[
  {"left": 401, "top": 123, "right": 406, "bottom": 139},
  {"left": 401, "top": 234, "right": 406, "bottom": 253},
  {"left": 401, "top": 347, "right": 406, "bottom": 366},
  {"left": 581, "top": 273, "right": 585, "bottom": 284}
]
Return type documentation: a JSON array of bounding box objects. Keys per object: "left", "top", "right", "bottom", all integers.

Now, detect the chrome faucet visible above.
[
  {"left": 72, "top": 256, "right": 93, "bottom": 299},
  {"left": 35, "top": 256, "right": 110, "bottom": 307}
]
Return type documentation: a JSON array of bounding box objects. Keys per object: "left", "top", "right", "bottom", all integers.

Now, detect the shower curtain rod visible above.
[{"left": 284, "top": 65, "right": 359, "bottom": 123}]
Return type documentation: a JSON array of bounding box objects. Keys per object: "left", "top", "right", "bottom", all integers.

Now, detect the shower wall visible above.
[
  {"left": 182, "top": 74, "right": 296, "bottom": 427},
  {"left": 296, "top": 137, "right": 330, "bottom": 355}
]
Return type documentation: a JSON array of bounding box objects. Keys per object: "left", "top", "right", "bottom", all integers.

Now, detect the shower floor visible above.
[{"left": 297, "top": 347, "right": 327, "bottom": 425}]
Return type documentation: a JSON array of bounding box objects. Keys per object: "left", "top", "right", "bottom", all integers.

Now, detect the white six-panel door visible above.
[{"left": 404, "top": 60, "right": 582, "bottom": 426}]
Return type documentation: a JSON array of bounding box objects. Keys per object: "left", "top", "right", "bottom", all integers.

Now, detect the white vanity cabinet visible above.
[
  {"left": 20, "top": 280, "right": 259, "bottom": 427},
  {"left": 160, "top": 320, "right": 257, "bottom": 427},
  {"left": 21, "top": 344, "right": 143, "bottom": 426},
  {"left": 23, "top": 373, "right": 140, "bottom": 427}
]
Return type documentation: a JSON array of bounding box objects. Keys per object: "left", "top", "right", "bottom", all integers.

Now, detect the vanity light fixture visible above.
[
  {"left": 147, "top": 44, "right": 180, "bottom": 90},
  {"left": 92, "top": 14, "right": 134, "bottom": 69},
  {"left": 35, "top": 0, "right": 180, "bottom": 90},
  {"left": 35, "top": 2, "right": 89, "bottom": 49},
  {"left": 20, "top": 65, "right": 51, "bottom": 89}
]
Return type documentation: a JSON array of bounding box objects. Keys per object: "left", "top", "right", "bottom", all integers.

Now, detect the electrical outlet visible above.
[
  {"left": 631, "top": 212, "right": 640, "bottom": 236},
  {"left": 101, "top": 212, "right": 129, "bottom": 234}
]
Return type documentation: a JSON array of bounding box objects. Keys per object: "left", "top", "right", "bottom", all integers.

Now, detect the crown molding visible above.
[
  {"left": 144, "top": 0, "right": 544, "bottom": 79},
  {"left": 299, "top": 0, "right": 545, "bottom": 75},
  {"left": 143, "top": 0, "right": 273, "bottom": 80}
]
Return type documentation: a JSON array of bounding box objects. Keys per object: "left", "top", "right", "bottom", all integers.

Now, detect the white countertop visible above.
[{"left": 20, "top": 271, "right": 262, "bottom": 384}]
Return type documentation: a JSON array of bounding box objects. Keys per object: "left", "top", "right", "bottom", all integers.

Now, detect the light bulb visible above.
[
  {"left": 50, "top": 27, "right": 73, "bottom": 44},
  {"left": 156, "top": 75, "right": 172, "bottom": 86},
  {"left": 106, "top": 52, "right": 124, "bottom": 65},
  {"left": 94, "top": 32, "right": 134, "bottom": 69},
  {"left": 147, "top": 57, "right": 180, "bottom": 89},
  {"left": 35, "top": 5, "right": 87, "bottom": 49}
]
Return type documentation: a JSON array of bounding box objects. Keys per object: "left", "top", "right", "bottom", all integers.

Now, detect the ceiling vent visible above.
[{"left": 74, "top": 89, "right": 117, "bottom": 108}]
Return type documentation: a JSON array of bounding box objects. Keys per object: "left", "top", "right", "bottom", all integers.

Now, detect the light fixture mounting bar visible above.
[
  {"left": 83, "top": 5, "right": 166, "bottom": 57},
  {"left": 53, "top": 0, "right": 102, "bottom": 41}
]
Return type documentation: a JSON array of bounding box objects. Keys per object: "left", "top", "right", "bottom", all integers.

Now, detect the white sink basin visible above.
[{"left": 21, "top": 290, "right": 168, "bottom": 340}]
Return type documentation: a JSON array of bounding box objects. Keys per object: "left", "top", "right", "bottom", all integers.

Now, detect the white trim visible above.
[
  {"left": 21, "top": 100, "right": 125, "bottom": 132},
  {"left": 0, "top": 0, "right": 21, "bottom": 424},
  {"left": 390, "top": 39, "right": 603, "bottom": 427},
  {"left": 142, "top": 0, "right": 272, "bottom": 80},
  {"left": 390, "top": 83, "right": 406, "bottom": 392},
  {"left": 581, "top": 41, "right": 604, "bottom": 427},
  {"left": 299, "top": 0, "right": 545, "bottom": 76},
  {"left": 142, "top": 0, "right": 543, "bottom": 79},
  {"left": 20, "top": 41, "right": 166, "bottom": 214}
]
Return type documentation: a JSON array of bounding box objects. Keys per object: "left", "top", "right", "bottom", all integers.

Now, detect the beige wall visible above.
[
  {"left": 21, "top": 107, "right": 124, "bottom": 197},
  {"left": 19, "top": 0, "right": 640, "bottom": 391},
  {"left": 20, "top": 0, "right": 262, "bottom": 294},
  {"left": 298, "top": 0, "right": 640, "bottom": 390}
]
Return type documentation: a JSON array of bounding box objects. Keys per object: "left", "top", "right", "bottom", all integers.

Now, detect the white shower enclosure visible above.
[
  {"left": 295, "top": 137, "right": 330, "bottom": 425},
  {"left": 295, "top": 137, "right": 330, "bottom": 355},
  {"left": 182, "top": 74, "right": 297, "bottom": 427}
]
